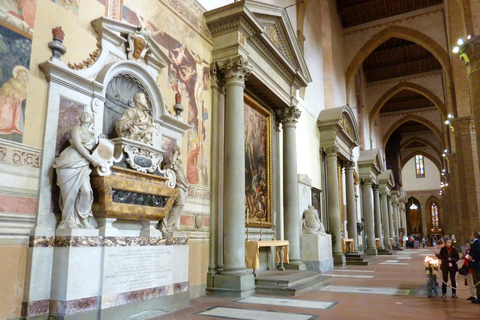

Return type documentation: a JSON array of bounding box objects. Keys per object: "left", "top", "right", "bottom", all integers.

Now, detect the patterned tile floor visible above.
[{"left": 150, "top": 248, "right": 480, "bottom": 319}]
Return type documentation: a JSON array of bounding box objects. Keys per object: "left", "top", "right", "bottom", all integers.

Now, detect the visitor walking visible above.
[{"left": 467, "top": 231, "right": 480, "bottom": 304}]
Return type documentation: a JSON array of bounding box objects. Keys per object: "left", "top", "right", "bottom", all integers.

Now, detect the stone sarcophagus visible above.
[{"left": 92, "top": 166, "right": 178, "bottom": 221}]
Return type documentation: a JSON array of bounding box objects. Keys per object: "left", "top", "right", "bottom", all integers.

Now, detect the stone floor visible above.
[{"left": 150, "top": 248, "right": 480, "bottom": 319}]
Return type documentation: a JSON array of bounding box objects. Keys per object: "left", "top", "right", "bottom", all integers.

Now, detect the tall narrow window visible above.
[
  {"left": 431, "top": 202, "right": 439, "bottom": 227},
  {"left": 415, "top": 155, "right": 425, "bottom": 177}
]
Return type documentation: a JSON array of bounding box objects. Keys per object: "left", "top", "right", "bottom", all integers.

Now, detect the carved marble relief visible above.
[
  {"left": 121, "top": 10, "right": 211, "bottom": 187},
  {"left": 0, "top": 23, "right": 31, "bottom": 143}
]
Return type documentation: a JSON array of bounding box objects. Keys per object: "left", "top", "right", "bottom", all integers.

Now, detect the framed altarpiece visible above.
[{"left": 244, "top": 94, "right": 273, "bottom": 228}]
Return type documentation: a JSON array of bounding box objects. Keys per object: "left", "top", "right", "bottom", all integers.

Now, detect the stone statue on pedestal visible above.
[
  {"left": 302, "top": 205, "right": 327, "bottom": 235},
  {"left": 115, "top": 92, "right": 157, "bottom": 144},
  {"left": 54, "top": 112, "right": 100, "bottom": 229},
  {"left": 159, "top": 145, "right": 189, "bottom": 235}
]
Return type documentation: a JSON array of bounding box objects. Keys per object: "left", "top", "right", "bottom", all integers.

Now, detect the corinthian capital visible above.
[
  {"left": 324, "top": 145, "right": 339, "bottom": 156},
  {"left": 363, "top": 178, "right": 374, "bottom": 186},
  {"left": 277, "top": 106, "right": 301, "bottom": 125},
  {"left": 219, "top": 56, "right": 252, "bottom": 84}
]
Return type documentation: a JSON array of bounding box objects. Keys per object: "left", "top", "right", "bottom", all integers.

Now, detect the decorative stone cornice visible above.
[
  {"left": 451, "top": 116, "right": 475, "bottom": 137},
  {"left": 218, "top": 56, "right": 252, "bottom": 85},
  {"left": 460, "top": 35, "right": 480, "bottom": 73},
  {"left": 277, "top": 106, "right": 301, "bottom": 125}
]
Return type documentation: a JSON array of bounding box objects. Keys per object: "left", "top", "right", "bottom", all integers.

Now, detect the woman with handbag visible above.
[
  {"left": 462, "top": 241, "right": 477, "bottom": 300},
  {"left": 436, "top": 238, "right": 460, "bottom": 298}
]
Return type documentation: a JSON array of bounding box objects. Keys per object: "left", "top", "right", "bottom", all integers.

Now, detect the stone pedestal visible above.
[
  {"left": 301, "top": 233, "right": 334, "bottom": 272},
  {"left": 208, "top": 273, "right": 255, "bottom": 297}
]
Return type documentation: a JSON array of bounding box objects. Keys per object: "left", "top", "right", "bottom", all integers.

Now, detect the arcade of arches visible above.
[{"left": 1, "top": 0, "right": 480, "bottom": 318}]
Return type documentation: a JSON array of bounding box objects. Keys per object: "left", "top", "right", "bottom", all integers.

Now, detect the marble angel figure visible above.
[{"left": 54, "top": 112, "right": 100, "bottom": 229}]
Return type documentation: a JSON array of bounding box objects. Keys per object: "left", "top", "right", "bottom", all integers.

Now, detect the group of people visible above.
[{"left": 435, "top": 231, "right": 480, "bottom": 303}]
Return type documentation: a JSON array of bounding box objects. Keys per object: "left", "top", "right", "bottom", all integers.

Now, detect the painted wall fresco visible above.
[
  {"left": 51, "top": 0, "right": 80, "bottom": 16},
  {"left": 0, "top": 22, "right": 31, "bottom": 143},
  {"left": 0, "top": 0, "right": 37, "bottom": 32},
  {"left": 122, "top": 5, "right": 210, "bottom": 187}
]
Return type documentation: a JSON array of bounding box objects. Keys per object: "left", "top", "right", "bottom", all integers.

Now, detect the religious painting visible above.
[
  {"left": 121, "top": 8, "right": 211, "bottom": 187},
  {"left": 0, "top": 0, "right": 37, "bottom": 31},
  {"left": 311, "top": 187, "right": 322, "bottom": 218},
  {"left": 244, "top": 95, "right": 272, "bottom": 227},
  {"left": 0, "top": 22, "right": 31, "bottom": 143},
  {"left": 51, "top": 0, "right": 80, "bottom": 16}
]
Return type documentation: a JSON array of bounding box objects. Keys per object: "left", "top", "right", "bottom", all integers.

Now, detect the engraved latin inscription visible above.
[{"left": 103, "top": 246, "right": 173, "bottom": 294}]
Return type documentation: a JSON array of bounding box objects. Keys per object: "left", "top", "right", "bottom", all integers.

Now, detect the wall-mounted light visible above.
[
  {"left": 448, "top": 114, "right": 454, "bottom": 119},
  {"left": 458, "top": 38, "right": 464, "bottom": 45}
]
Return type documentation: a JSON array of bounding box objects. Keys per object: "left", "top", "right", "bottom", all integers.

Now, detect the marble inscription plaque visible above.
[{"left": 103, "top": 246, "right": 173, "bottom": 294}]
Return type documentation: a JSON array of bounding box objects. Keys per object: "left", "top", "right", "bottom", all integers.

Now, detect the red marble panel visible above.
[{"left": 0, "top": 194, "right": 37, "bottom": 213}]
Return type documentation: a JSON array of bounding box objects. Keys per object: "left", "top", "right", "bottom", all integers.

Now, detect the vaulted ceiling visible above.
[{"left": 335, "top": 0, "right": 446, "bottom": 186}]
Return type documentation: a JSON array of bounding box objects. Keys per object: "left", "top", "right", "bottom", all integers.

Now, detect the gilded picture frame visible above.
[{"left": 244, "top": 95, "right": 273, "bottom": 227}]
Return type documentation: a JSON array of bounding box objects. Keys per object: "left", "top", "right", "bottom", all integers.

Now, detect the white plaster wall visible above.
[
  {"left": 343, "top": 9, "right": 447, "bottom": 71},
  {"left": 296, "top": 104, "right": 322, "bottom": 189},
  {"left": 302, "top": 0, "right": 325, "bottom": 117},
  {"left": 329, "top": 0, "right": 347, "bottom": 108},
  {"left": 401, "top": 157, "right": 441, "bottom": 191}
]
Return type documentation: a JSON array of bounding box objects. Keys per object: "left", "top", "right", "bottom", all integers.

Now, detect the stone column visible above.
[
  {"left": 326, "top": 146, "right": 346, "bottom": 265},
  {"left": 362, "top": 178, "right": 377, "bottom": 255},
  {"left": 380, "top": 190, "right": 392, "bottom": 250},
  {"left": 279, "top": 106, "right": 305, "bottom": 269},
  {"left": 391, "top": 196, "right": 399, "bottom": 245},
  {"left": 345, "top": 162, "right": 358, "bottom": 252},
  {"left": 373, "top": 185, "right": 383, "bottom": 249},
  {"left": 219, "top": 56, "right": 251, "bottom": 276},
  {"left": 388, "top": 196, "right": 394, "bottom": 241}
]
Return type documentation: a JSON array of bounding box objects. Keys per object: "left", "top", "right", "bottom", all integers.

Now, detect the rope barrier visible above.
[{"left": 430, "top": 266, "right": 480, "bottom": 290}]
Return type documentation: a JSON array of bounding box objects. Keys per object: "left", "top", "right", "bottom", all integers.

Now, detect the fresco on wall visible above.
[
  {"left": 122, "top": 6, "right": 210, "bottom": 187},
  {"left": 51, "top": 0, "right": 79, "bottom": 16},
  {"left": 0, "top": 0, "right": 37, "bottom": 31},
  {"left": 0, "top": 23, "right": 31, "bottom": 143}
]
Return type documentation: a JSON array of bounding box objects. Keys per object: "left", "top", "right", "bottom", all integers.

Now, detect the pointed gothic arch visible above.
[
  {"left": 400, "top": 151, "right": 442, "bottom": 174},
  {"left": 369, "top": 82, "right": 447, "bottom": 129},
  {"left": 382, "top": 114, "right": 445, "bottom": 150},
  {"left": 345, "top": 25, "right": 451, "bottom": 104},
  {"left": 400, "top": 136, "right": 442, "bottom": 157}
]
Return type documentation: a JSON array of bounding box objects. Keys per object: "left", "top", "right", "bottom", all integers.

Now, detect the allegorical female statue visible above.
[
  {"left": 54, "top": 112, "right": 100, "bottom": 229},
  {"left": 159, "top": 145, "right": 189, "bottom": 234},
  {"left": 302, "top": 205, "right": 327, "bottom": 235},
  {"left": 115, "top": 92, "right": 157, "bottom": 144}
]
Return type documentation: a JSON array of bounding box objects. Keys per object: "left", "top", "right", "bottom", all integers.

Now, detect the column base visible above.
[
  {"left": 333, "top": 253, "right": 346, "bottom": 266},
  {"left": 284, "top": 260, "right": 307, "bottom": 270},
  {"left": 207, "top": 273, "right": 255, "bottom": 297},
  {"left": 383, "top": 244, "right": 392, "bottom": 250},
  {"left": 366, "top": 248, "right": 378, "bottom": 255}
]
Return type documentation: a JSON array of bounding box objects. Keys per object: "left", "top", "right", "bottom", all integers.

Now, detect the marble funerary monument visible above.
[{"left": 23, "top": 18, "right": 191, "bottom": 319}]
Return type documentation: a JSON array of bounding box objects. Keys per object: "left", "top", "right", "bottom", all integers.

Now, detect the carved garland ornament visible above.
[{"left": 67, "top": 38, "right": 102, "bottom": 70}]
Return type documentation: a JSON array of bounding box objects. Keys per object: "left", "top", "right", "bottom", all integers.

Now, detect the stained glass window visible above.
[
  {"left": 431, "top": 202, "right": 439, "bottom": 227},
  {"left": 415, "top": 155, "right": 425, "bottom": 177}
]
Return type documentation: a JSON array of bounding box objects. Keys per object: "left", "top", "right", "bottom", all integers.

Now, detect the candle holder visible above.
[
  {"left": 259, "top": 220, "right": 263, "bottom": 241},
  {"left": 272, "top": 223, "right": 276, "bottom": 240}
]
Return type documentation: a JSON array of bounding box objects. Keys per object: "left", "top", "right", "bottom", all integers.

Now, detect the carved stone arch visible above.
[
  {"left": 400, "top": 151, "right": 442, "bottom": 174},
  {"left": 382, "top": 114, "right": 445, "bottom": 150},
  {"left": 345, "top": 25, "right": 451, "bottom": 104},
  {"left": 317, "top": 105, "right": 360, "bottom": 160},
  {"left": 96, "top": 60, "right": 167, "bottom": 138},
  {"left": 369, "top": 82, "right": 447, "bottom": 130},
  {"left": 400, "top": 136, "right": 442, "bottom": 157}
]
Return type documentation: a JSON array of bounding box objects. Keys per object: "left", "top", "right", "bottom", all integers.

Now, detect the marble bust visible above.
[
  {"left": 54, "top": 112, "right": 99, "bottom": 229},
  {"left": 302, "top": 205, "right": 327, "bottom": 235},
  {"left": 115, "top": 92, "right": 157, "bottom": 144}
]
